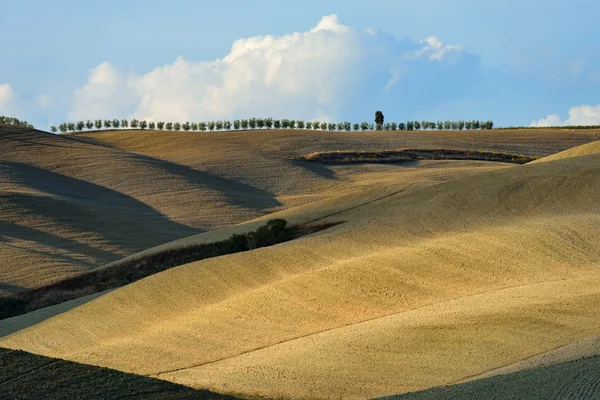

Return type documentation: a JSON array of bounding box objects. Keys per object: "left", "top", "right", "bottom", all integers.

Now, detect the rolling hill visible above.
[
  {"left": 7, "top": 125, "right": 584, "bottom": 294},
  {"left": 2, "top": 127, "right": 599, "bottom": 399}
]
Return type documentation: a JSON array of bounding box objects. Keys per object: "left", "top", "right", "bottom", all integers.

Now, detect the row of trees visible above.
[
  {"left": 0, "top": 115, "right": 34, "bottom": 128},
  {"left": 51, "top": 117, "right": 494, "bottom": 133}
]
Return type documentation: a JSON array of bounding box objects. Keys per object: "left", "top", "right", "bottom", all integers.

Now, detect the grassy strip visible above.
[
  {"left": 0, "top": 347, "right": 238, "bottom": 399},
  {"left": 0, "top": 219, "right": 339, "bottom": 320},
  {"left": 291, "top": 149, "right": 538, "bottom": 165}
]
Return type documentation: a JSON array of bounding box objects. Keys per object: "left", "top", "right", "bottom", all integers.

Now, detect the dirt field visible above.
[{"left": 2, "top": 128, "right": 600, "bottom": 399}]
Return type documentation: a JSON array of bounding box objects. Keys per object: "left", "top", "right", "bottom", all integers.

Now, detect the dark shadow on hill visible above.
[
  {"left": 0, "top": 348, "right": 240, "bottom": 399},
  {"left": 287, "top": 159, "right": 338, "bottom": 180},
  {"left": 135, "top": 155, "right": 282, "bottom": 211},
  {"left": 376, "top": 355, "right": 600, "bottom": 400},
  {"left": 0, "top": 282, "right": 26, "bottom": 294},
  {"left": 2, "top": 162, "right": 203, "bottom": 253},
  {"left": 0, "top": 221, "right": 117, "bottom": 264}
]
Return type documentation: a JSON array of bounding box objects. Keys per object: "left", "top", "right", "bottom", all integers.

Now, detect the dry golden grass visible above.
[
  {"left": 2, "top": 133, "right": 600, "bottom": 399},
  {"left": 8, "top": 125, "right": 562, "bottom": 293}
]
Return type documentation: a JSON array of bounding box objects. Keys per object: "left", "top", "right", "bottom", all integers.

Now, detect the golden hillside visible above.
[
  {"left": 2, "top": 127, "right": 599, "bottom": 399},
  {"left": 7, "top": 125, "right": 586, "bottom": 294}
]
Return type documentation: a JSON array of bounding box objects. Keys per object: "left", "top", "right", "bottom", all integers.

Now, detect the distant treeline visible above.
[
  {"left": 0, "top": 115, "right": 34, "bottom": 129},
  {"left": 51, "top": 118, "right": 495, "bottom": 133}
]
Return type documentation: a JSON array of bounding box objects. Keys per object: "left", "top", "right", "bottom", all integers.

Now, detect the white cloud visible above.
[
  {"left": 407, "top": 36, "right": 463, "bottom": 61},
  {"left": 69, "top": 15, "right": 469, "bottom": 123},
  {"left": 0, "top": 83, "right": 17, "bottom": 114},
  {"left": 531, "top": 104, "right": 600, "bottom": 127},
  {"left": 69, "top": 62, "right": 137, "bottom": 120}
]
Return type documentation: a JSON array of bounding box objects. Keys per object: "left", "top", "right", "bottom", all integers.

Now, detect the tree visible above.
[
  {"left": 484, "top": 120, "right": 494, "bottom": 130},
  {"left": 458, "top": 120, "right": 465, "bottom": 130},
  {"left": 157, "top": 121, "right": 165, "bottom": 130},
  {"left": 337, "top": 122, "right": 344, "bottom": 131},
  {"left": 249, "top": 118, "right": 257, "bottom": 129},
  {"left": 165, "top": 122, "right": 173, "bottom": 130},
  {"left": 391, "top": 122, "right": 398, "bottom": 131},
  {"left": 353, "top": 123, "right": 360, "bottom": 131},
  {"left": 414, "top": 121, "right": 421, "bottom": 130},
  {"left": 94, "top": 120, "right": 102, "bottom": 129},
  {"left": 241, "top": 119, "right": 248, "bottom": 129},
  {"left": 191, "top": 122, "right": 198, "bottom": 131},
  {"left": 398, "top": 122, "right": 406, "bottom": 131},
  {"left": 76, "top": 121, "right": 85, "bottom": 131},
  {"left": 198, "top": 122, "right": 206, "bottom": 131},
  {"left": 174, "top": 122, "right": 181, "bottom": 131},
  {"left": 67, "top": 122, "right": 76, "bottom": 132},
  {"left": 306, "top": 121, "right": 313, "bottom": 130},
  {"left": 444, "top": 120, "right": 451, "bottom": 130},
  {"left": 224, "top": 120, "right": 232, "bottom": 130},
  {"left": 208, "top": 121, "right": 215, "bottom": 131},
  {"left": 139, "top": 120, "right": 148, "bottom": 130},
  {"left": 121, "top": 119, "right": 129, "bottom": 128},
  {"left": 103, "top": 120, "right": 112, "bottom": 129},
  {"left": 59, "top": 123, "right": 68, "bottom": 133},
  {"left": 273, "top": 120, "right": 281, "bottom": 129},
  {"left": 289, "top": 120, "right": 296, "bottom": 129},
  {"left": 297, "top": 120, "right": 305, "bottom": 129},
  {"left": 130, "top": 119, "right": 139, "bottom": 129},
  {"left": 215, "top": 121, "right": 223, "bottom": 130},
  {"left": 265, "top": 118, "right": 273, "bottom": 129},
  {"left": 375, "top": 110, "right": 384, "bottom": 127},
  {"left": 113, "top": 119, "right": 120, "bottom": 129},
  {"left": 149, "top": 121, "right": 156, "bottom": 130},
  {"left": 86, "top": 120, "right": 94, "bottom": 130},
  {"left": 406, "top": 121, "right": 414, "bottom": 131},
  {"left": 473, "top": 120, "right": 480, "bottom": 130},
  {"left": 50, "top": 125, "right": 57, "bottom": 133},
  {"left": 360, "top": 122, "right": 369, "bottom": 131},
  {"left": 465, "top": 121, "right": 472, "bottom": 130},
  {"left": 313, "top": 121, "right": 320, "bottom": 130},
  {"left": 233, "top": 120, "right": 241, "bottom": 130}
]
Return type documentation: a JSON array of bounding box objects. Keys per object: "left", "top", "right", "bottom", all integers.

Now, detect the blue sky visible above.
[{"left": 1, "top": 0, "right": 599, "bottom": 129}]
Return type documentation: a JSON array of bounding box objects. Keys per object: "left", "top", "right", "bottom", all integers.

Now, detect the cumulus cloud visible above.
[
  {"left": 0, "top": 83, "right": 17, "bottom": 114},
  {"left": 530, "top": 104, "right": 600, "bottom": 127},
  {"left": 69, "top": 15, "right": 474, "bottom": 122},
  {"left": 69, "top": 62, "right": 137, "bottom": 120}
]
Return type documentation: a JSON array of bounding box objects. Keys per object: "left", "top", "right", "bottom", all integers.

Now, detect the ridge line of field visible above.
[{"left": 151, "top": 276, "right": 586, "bottom": 378}]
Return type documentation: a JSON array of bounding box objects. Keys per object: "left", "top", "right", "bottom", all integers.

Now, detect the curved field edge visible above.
[
  {"left": 377, "top": 355, "right": 600, "bottom": 400},
  {"left": 0, "top": 220, "right": 339, "bottom": 320},
  {"left": 290, "top": 149, "right": 538, "bottom": 164},
  {"left": 0, "top": 347, "right": 239, "bottom": 400}
]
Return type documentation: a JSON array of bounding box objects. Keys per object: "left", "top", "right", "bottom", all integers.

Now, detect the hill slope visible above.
[
  {"left": 9, "top": 125, "right": 564, "bottom": 294},
  {"left": 2, "top": 139, "right": 599, "bottom": 398}
]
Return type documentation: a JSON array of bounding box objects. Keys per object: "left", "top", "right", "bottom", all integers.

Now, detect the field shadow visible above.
[
  {"left": 137, "top": 155, "right": 282, "bottom": 211},
  {"left": 2, "top": 162, "right": 203, "bottom": 253},
  {"left": 287, "top": 159, "right": 338, "bottom": 180},
  {"left": 0, "top": 222, "right": 114, "bottom": 267}
]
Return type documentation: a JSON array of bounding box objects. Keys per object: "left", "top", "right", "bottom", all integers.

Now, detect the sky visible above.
[{"left": 1, "top": 0, "right": 599, "bottom": 129}]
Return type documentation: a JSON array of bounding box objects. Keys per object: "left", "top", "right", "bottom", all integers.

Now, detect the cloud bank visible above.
[
  {"left": 531, "top": 104, "right": 600, "bottom": 127},
  {"left": 69, "top": 15, "right": 474, "bottom": 123}
]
